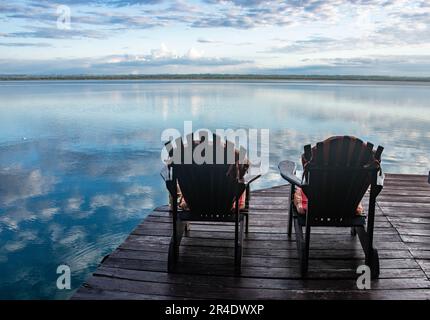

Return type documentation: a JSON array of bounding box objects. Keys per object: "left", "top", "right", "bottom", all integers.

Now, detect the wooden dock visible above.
[{"left": 72, "top": 173, "right": 430, "bottom": 300}]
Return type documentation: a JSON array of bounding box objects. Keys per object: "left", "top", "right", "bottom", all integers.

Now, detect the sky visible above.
[{"left": 0, "top": 0, "right": 429, "bottom": 76}]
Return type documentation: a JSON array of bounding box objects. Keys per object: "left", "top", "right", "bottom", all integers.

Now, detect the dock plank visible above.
[{"left": 72, "top": 173, "right": 430, "bottom": 300}]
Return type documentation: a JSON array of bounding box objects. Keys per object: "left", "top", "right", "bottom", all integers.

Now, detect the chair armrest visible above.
[
  {"left": 244, "top": 174, "right": 261, "bottom": 186},
  {"left": 377, "top": 172, "right": 385, "bottom": 187},
  {"left": 160, "top": 165, "right": 170, "bottom": 182},
  {"left": 278, "top": 160, "right": 303, "bottom": 187},
  {"left": 160, "top": 166, "right": 176, "bottom": 197}
]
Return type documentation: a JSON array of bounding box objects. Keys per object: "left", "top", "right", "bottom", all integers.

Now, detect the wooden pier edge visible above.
[{"left": 72, "top": 173, "right": 430, "bottom": 300}]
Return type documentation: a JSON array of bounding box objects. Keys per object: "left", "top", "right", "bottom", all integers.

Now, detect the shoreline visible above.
[{"left": 1, "top": 74, "right": 430, "bottom": 83}]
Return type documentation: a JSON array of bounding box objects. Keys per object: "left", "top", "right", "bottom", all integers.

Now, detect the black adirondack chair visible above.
[
  {"left": 278, "top": 136, "right": 384, "bottom": 278},
  {"left": 161, "top": 133, "right": 260, "bottom": 274}
]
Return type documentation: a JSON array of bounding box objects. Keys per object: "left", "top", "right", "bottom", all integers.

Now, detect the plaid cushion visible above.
[
  {"left": 293, "top": 187, "right": 308, "bottom": 215},
  {"left": 174, "top": 184, "right": 246, "bottom": 211},
  {"left": 232, "top": 191, "right": 247, "bottom": 210},
  {"left": 293, "top": 187, "right": 364, "bottom": 215}
]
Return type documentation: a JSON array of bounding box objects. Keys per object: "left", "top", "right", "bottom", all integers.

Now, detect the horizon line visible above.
[{"left": 1, "top": 74, "right": 430, "bottom": 82}]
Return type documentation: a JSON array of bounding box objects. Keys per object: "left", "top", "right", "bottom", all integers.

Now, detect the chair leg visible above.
[
  {"left": 293, "top": 216, "right": 308, "bottom": 277},
  {"left": 288, "top": 203, "right": 293, "bottom": 237},
  {"left": 356, "top": 225, "right": 380, "bottom": 279},
  {"left": 244, "top": 185, "right": 250, "bottom": 234},
  {"left": 245, "top": 213, "right": 249, "bottom": 234},
  {"left": 288, "top": 187, "right": 294, "bottom": 237},
  {"left": 167, "top": 240, "right": 176, "bottom": 272},
  {"left": 366, "top": 179, "right": 379, "bottom": 278},
  {"left": 302, "top": 224, "right": 311, "bottom": 277},
  {"left": 234, "top": 216, "right": 244, "bottom": 275},
  {"left": 167, "top": 219, "right": 185, "bottom": 273},
  {"left": 184, "top": 222, "right": 190, "bottom": 236},
  {"left": 369, "top": 248, "right": 380, "bottom": 279}
]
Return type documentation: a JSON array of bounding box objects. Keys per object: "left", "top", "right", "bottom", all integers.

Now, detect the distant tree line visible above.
[{"left": 0, "top": 74, "right": 429, "bottom": 82}]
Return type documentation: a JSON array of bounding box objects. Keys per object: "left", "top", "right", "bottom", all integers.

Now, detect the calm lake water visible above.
[{"left": 0, "top": 80, "right": 429, "bottom": 299}]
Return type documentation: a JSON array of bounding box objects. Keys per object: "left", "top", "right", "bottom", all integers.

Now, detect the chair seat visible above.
[
  {"left": 178, "top": 210, "right": 246, "bottom": 222},
  {"left": 296, "top": 212, "right": 366, "bottom": 227}
]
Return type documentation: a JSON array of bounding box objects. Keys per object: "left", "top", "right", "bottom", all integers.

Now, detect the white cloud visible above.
[
  {"left": 186, "top": 47, "right": 204, "bottom": 59},
  {"left": 0, "top": 43, "right": 251, "bottom": 75},
  {"left": 149, "top": 43, "right": 178, "bottom": 59},
  {"left": 0, "top": 0, "right": 429, "bottom": 75},
  {"left": 0, "top": 167, "right": 57, "bottom": 206},
  {"left": 0, "top": 208, "right": 36, "bottom": 231},
  {"left": 58, "top": 226, "right": 87, "bottom": 245},
  {"left": 90, "top": 189, "right": 153, "bottom": 218},
  {"left": 65, "top": 196, "right": 84, "bottom": 212},
  {"left": 3, "top": 230, "right": 39, "bottom": 253},
  {"left": 124, "top": 184, "right": 153, "bottom": 196},
  {"left": 39, "top": 207, "right": 60, "bottom": 220}
]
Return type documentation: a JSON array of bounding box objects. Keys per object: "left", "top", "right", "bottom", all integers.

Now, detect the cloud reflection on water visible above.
[{"left": 0, "top": 80, "right": 429, "bottom": 299}]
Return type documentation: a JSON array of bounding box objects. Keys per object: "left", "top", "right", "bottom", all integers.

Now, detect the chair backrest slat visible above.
[
  {"left": 304, "top": 136, "right": 382, "bottom": 223},
  {"left": 168, "top": 133, "right": 247, "bottom": 215}
]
